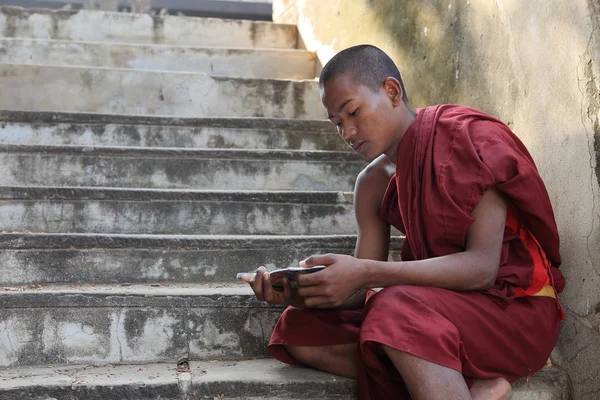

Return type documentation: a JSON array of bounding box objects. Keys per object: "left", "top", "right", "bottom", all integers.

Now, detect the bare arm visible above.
[
  {"left": 338, "top": 155, "right": 395, "bottom": 308},
  {"left": 360, "top": 188, "right": 507, "bottom": 291},
  {"left": 297, "top": 188, "right": 507, "bottom": 307}
]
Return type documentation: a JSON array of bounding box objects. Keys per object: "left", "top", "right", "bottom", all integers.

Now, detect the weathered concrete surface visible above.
[
  {"left": 0, "top": 359, "right": 356, "bottom": 400},
  {"left": 277, "top": 0, "right": 600, "bottom": 398},
  {"left": 0, "top": 284, "right": 282, "bottom": 368},
  {"left": 0, "top": 6, "right": 297, "bottom": 48},
  {"left": 0, "top": 187, "right": 356, "bottom": 235},
  {"left": 0, "top": 64, "right": 322, "bottom": 119},
  {"left": 1, "top": 0, "right": 275, "bottom": 21},
  {"left": 0, "top": 359, "right": 571, "bottom": 400},
  {"left": 0, "top": 38, "right": 317, "bottom": 79},
  {"left": 0, "top": 146, "right": 363, "bottom": 190},
  {"left": 0, "top": 233, "right": 404, "bottom": 285},
  {"left": 0, "top": 111, "right": 345, "bottom": 151}
]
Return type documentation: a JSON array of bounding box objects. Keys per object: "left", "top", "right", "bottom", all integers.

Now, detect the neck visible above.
[{"left": 384, "top": 103, "right": 417, "bottom": 163}]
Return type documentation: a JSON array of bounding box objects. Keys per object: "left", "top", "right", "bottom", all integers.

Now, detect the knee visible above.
[{"left": 285, "top": 345, "right": 328, "bottom": 365}]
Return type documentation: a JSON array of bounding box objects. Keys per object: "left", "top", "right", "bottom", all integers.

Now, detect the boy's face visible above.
[{"left": 321, "top": 73, "right": 403, "bottom": 162}]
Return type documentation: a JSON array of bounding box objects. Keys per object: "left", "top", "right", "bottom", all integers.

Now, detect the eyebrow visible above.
[{"left": 327, "top": 98, "right": 354, "bottom": 119}]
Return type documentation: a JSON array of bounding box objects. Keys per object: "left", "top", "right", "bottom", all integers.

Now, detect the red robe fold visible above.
[
  {"left": 269, "top": 105, "right": 564, "bottom": 400},
  {"left": 381, "top": 104, "right": 565, "bottom": 298}
]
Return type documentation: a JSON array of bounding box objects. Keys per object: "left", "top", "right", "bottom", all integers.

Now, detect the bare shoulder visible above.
[
  {"left": 355, "top": 154, "right": 396, "bottom": 196},
  {"left": 354, "top": 154, "right": 396, "bottom": 216},
  {"left": 353, "top": 155, "right": 395, "bottom": 260}
]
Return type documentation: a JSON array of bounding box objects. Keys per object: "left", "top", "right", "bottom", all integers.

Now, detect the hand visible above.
[
  {"left": 241, "top": 266, "right": 305, "bottom": 307},
  {"left": 295, "top": 253, "right": 368, "bottom": 308}
]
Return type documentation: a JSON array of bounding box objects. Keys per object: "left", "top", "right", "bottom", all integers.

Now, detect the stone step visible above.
[
  {"left": 0, "top": 187, "right": 357, "bottom": 235},
  {"left": 1, "top": 0, "right": 275, "bottom": 22},
  {"left": 0, "top": 282, "right": 575, "bottom": 400},
  {"left": 0, "top": 145, "right": 363, "bottom": 190},
  {"left": 0, "top": 6, "right": 298, "bottom": 49},
  {"left": 0, "top": 233, "right": 403, "bottom": 286},
  {"left": 0, "top": 111, "right": 345, "bottom": 151},
  {"left": 0, "top": 360, "right": 570, "bottom": 400},
  {"left": 0, "top": 64, "right": 322, "bottom": 119},
  {"left": 0, "top": 359, "right": 358, "bottom": 400},
  {"left": 0, "top": 38, "right": 317, "bottom": 79},
  {"left": 0, "top": 283, "right": 283, "bottom": 367}
]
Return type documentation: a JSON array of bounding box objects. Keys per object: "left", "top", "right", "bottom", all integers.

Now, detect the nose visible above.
[{"left": 339, "top": 124, "right": 357, "bottom": 142}]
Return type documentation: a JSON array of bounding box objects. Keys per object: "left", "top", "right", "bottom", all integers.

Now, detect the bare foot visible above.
[{"left": 470, "top": 377, "right": 512, "bottom": 400}]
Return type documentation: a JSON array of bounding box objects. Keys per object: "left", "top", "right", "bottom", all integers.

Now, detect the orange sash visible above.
[{"left": 505, "top": 204, "right": 565, "bottom": 320}]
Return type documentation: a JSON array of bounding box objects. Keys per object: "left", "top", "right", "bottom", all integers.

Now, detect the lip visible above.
[{"left": 351, "top": 140, "right": 367, "bottom": 153}]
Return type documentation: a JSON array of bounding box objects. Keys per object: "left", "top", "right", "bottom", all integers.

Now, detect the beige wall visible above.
[{"left": 275, "top": 1, "right": 600, "bottom": 398}]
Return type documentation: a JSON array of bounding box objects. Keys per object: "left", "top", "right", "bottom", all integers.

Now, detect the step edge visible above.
[
  {"left": 0, "top": 5, "right": 297, "bottom": 28},
  {"left": 0, "top": 360, "right": 569, "bottom": 397},
  {"left": 0, "top": 232, "right": 405, "bottom": 250},
  {"left": 0, "top": 186, "right": 356, "bottom": 204},
  {"left": 0, "top": 37, "right": 316, "bottom": 55},
  {"left": 0, "top": 144, "right": 360, "bottom": 161},
  {"left": 0, "top": 110, "right": 332, "bottom": 130},
  {"left": 0, "top": 62, "right": 319, "bottom": 83}
]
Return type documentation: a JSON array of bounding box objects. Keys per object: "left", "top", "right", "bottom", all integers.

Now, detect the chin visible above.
[{"left": 360, "top": 152, "right": 376, "bottom": 162}]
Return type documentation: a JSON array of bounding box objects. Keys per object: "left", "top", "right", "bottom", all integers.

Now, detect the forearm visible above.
[{"left": 361, "top": 250, "right": 499, "bottom": 292}]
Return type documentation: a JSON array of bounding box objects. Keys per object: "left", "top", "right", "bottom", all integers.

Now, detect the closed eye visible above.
[{"left": 349, "top": 109, "right": 358, "bottom": 116}]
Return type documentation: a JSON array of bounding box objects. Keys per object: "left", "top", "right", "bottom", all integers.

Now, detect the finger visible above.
[
  {"left": 303, "top": 296, "right": 331, "bottom": 308},
  {"left": 262, "top": 271, "right": 275, "bottom": 302},
  {"left": 296, "top": 269, "right": 326, "bottom": 287},
  {"left": 253, "top": 267, "right": 267, "bottom": 300},
  {"left": 282, "top": 277, "right": 293, "bottom": 302},
  {"left": 296, "top": 284, "right": 326, "bottom": 298},
  {"left": 299, "top": 253, "right": 336, "bottom": 268},
  {"left": 241, "top": 273, "right": 256, "bottom": 284}
]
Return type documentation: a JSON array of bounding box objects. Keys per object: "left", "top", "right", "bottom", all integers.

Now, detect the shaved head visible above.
[{"left": 319, "top": 45, "right": 408, "bottom": 103}]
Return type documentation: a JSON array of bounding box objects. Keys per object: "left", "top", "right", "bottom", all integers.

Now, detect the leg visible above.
[
  {"left": 285, "top": 343, "right": 358, "bottom": 378},
  {"left": 383, "top": 345, "right": 471, "bottom": 400},
  {"left": 383, "top": 345, "right": 511, "bottom": 400},
  {"left": 358, "top": 287, "right": 559, "bottom": 399},
  {"left": 470, "top": 378, "right": 511, "bottom": 400},
  {"left": 268, "top": 306, "right": 363, "bottom": 377}
]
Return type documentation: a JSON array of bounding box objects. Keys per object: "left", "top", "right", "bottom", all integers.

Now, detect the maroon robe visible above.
[{"left": 269, "top": 105, "right": 564, "bottom": 399}]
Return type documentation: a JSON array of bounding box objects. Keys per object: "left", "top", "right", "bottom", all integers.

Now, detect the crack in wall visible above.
[
  {"left": 576, "top": 35, "right": 600, "bottom": 287},
  {"left": 493, "top": 0, "right": 527, "bottom": 90},
  {"left": 2, "top": 323, "right": 16, "bottom": 354},
  {"left": 587, "top": 0, "right": 600, "bottom": 212},
  {"left": 583, "top": 34, "right": 600, "bottom": 278},
  {"left": 566, "top": 341, "right": 593, "bottom": 364}
]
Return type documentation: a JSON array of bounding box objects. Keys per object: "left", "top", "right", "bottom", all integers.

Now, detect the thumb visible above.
[{"left": 299, "top": 253, "right": 336, "bottom": 268}]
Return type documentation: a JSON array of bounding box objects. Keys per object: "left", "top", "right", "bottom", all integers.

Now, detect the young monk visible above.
[{"left": 242, "top": 44, "right": 565, "bottom": 400}]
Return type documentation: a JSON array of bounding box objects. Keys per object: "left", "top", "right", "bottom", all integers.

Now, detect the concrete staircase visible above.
[{"left": 0, "top": 5, "right": 571, "bottom": 400}]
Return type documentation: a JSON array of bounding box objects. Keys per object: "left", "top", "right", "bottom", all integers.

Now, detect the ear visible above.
[{"left": 382, "top": 77, "right": 403, "bottom": 107}]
